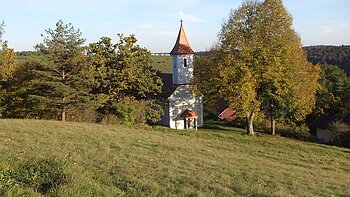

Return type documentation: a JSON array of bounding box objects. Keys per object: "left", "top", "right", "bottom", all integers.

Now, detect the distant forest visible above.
[{"left": 303, "top": 45, "right": 350, "bottom": 76}]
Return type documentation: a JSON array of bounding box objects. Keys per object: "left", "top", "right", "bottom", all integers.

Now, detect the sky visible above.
[{"left": 0, "top": 0, "right": 350, "bottom": 52}]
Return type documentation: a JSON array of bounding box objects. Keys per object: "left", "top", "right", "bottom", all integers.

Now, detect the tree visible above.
[
  {"left": 328, "top": 121, "right": 350, "bottom": 148},
  {"left": 87, "top": 34, "right": 163, "bottom": 123},
  {"left": 32, "top": 20, "right": 91, "bottom": 121},
  {"left": 0, "top": 42, "right": 17, "bottom": 81},
  {"left": 195, "top": 0, "right": 320, "bottom": 135},
  {"left": 1, "top": 61, "right": 39, "bottom": 118},
  {"left": 304, "top": 45, "right": 350, "bottom": 76},
  {"left": 0, "top": 22, "right": 18, "bottom": 117},
  {"left": 193, "top": 51, "right": 224, "bottom": 117},
  {"left": 309, "top": 64, "right": 350, "bottom": 119},
  {"left": 255, "top": 0, "right": 320, "bottom": 134}
]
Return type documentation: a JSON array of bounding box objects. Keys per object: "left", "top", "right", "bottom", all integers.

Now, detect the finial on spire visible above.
[{"left": 179, "top": 11, "right": 185, "bottom": 23}]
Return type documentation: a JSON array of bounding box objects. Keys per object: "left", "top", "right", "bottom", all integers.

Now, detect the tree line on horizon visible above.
[
  {"left": 303, "top": 45, "right": 350, "bottom": 76},
  {"left": 1, "top": 0, "right": 350, "bottom": 144}
]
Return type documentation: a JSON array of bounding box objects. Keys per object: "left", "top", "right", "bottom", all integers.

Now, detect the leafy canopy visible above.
[
  {"left": 194, "top": 0, "right": 320, "bottom": 135},
  {"left": 311, "top": 64, "right": 350, "bottom": 118},
  {"left": 87, "top": 34, "right": 163, "bottom": 123}
]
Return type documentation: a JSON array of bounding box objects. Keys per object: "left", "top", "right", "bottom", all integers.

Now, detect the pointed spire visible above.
[{"left": 170, "top": 21, "right": 194, "bottom": 55}]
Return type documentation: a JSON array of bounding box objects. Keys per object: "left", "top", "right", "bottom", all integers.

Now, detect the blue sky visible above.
[{"left": 1, "top": 0, "right": 349, "bottom": 52}]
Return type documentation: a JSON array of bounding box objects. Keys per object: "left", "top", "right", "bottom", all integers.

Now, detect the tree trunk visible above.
[
  {"left": 61, "top": 71, "right": 66, "bottom": 122},
  {"left": 61, "top": 96, "right": 66, "bottom": 122},
  {"left": 61, "top": 108, "right": 66, "bottom": 121},
  {"left": 271, "top": 117, "right": 276, "bottom": 135},
  {"left": 247, "top": 111, "right": 255, "bottom": 136}
]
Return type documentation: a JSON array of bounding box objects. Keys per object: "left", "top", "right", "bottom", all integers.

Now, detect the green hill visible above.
[
  {"left": 0, "top": 119, "right": 349, "bottom": 196},
  {"left": 303, "top": 45, "right": 350, "bottom": 76},
  {"left": 151, "top": 55, "right": 172, "bottom": 73}
]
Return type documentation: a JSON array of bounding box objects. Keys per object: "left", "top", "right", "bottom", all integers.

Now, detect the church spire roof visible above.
[{"left": 170, "top": 21, "right": 194, "bottom": 55}]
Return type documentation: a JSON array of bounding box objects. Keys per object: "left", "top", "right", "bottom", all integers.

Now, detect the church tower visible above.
[
  {"left": 170, "top": 20, "right": 194, "bottom": 84},
  {"left": 159, "top": 20, "right": 203, "bottom": 129}
]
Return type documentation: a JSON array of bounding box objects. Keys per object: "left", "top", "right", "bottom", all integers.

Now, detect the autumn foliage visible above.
[{"left": 194, "top": 0, "right": 320, "bottom": 135}]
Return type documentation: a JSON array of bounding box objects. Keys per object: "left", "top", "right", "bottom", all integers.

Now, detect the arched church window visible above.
[{"left": 184, "top": 58, "right": 188, "bottom": 67}]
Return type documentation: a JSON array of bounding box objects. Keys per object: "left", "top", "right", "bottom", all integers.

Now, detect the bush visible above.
[
  {"left": 277, "top": 125, "right": 312, "bottom": 141},
  {"left": 66, "top": 108, "right": 99, "bottom": 123},
  {"left": 328, "top": 121, "right": 350, "bottom": 148},
  {"left": 114, "top": 97, "right": 146, "bottom": 124},
  {"left": 100, "top": 97, "right": 162, "bottom": 125}
]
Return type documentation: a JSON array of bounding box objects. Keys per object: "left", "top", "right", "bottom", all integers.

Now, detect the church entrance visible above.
[{"left": 180, "top": 109, "right": 199, "bottom": 130}]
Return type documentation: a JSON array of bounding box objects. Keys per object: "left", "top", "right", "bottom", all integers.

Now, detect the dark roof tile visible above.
[{"left": 158, "top": 73, "right": 178, "bottom": 98}]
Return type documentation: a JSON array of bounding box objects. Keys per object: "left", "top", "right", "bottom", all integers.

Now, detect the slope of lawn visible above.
[
  {"left": 151, "top": 55, "right": 172, "bottom": 73},
  {"left": 0, "top": 119, "right": 349, "bottom": 196}
]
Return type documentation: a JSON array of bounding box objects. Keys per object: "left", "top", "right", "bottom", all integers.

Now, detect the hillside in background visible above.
[
  {"left": 17, "top": 47, "right": 350, "bottom": 76},
  {"left": 150, "top": 54, "right": 172, "bottom": 74},
  {"left": 152, "top": 46, "right": 350, "bottom": 75},
  {"left": 303, "top": 45, "right": 350, "bottom": 75},
  {"left": 0, "top": 119, "right": 349, "bottom": 196},
  {"left": 15, "top": 51, "right": 47, "bottom": 64}
]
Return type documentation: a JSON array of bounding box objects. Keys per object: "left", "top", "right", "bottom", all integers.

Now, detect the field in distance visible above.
[{"left": 151, "top": 54, "right": 172, "bottom": 73}]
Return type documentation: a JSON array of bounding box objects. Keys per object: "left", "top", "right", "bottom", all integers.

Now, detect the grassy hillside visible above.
[
  {"left": 0, "top": 119, "right": 349, "bottom": 196},
  {"left": 15, "top": 53, "right": 172, "bottom": 74},
  {"left": 151, "top": 55, "right": 172, "bottom": 73}
]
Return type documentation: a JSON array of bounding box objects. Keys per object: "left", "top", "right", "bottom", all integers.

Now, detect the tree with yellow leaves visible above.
[
  {"left": 0, "top": 21, "right": 18, "bottom": 117},
  {"left": 194, "top": 0, "right": 320, "bottom": 135}
]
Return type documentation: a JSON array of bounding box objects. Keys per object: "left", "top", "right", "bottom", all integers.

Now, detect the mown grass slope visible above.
[
  {"left": 151, "top": 55, "right": 172, "bottom": 73},
  {"left": 0, "top": 119, "right": 349, "bottom": 196}
]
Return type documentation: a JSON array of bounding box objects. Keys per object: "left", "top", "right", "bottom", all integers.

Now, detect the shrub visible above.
[
  {"left": 328, "top": 121, "right": 350, "bottom": 148},
  {"left": 101, "top": 97, "right": 162, "bottom": 125},
  {"left": 277, "top": 125, "right": 312, "bottom": 141},
  {"left": 66, "top": 108, "right": 99, "bottom": 123}
]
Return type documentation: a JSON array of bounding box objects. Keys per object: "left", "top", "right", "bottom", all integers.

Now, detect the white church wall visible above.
[
  {"left": 168, "top": 85, "right": 203, "bottom": 129},
  {"left": 172, "top": 54, "right": 194, "bottom": 84}
]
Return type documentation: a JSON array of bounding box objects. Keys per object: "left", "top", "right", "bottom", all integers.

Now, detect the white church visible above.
[{"left": 159, "top": 21, "right": 203, "bottom": 130}]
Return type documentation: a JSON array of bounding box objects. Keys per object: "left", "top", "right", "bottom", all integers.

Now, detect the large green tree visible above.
[
  {"left": 310, "top": 64, "right": 350, "bottom": 119},
  {"left": 87, "top": 34, "right": 163, "bottom": 123},
  {"left": 254, "top": 0, "right": 320, "bottom": 134},
  {"left": 31, "top": 20, "right": 92, "bottom": 121},
  {"left": 195, "top": 0, "right": 320, "bottom": 135}
]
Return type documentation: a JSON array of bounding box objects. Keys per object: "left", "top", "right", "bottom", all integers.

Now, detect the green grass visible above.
[
  {"left": 16, "top": 54, "right": 48, "bottom": 65},
  {"left": 15, "top": 54, "right": 171, "bottom": 74},
  {"left": 0, "top": 119, "right": 349, "bottom": 196},
  {"left": 151, "top": 55, "right": 172, "bottom": 73}
]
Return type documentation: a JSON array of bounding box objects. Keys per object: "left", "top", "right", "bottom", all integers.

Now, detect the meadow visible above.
[
  {"left": 151, "top": 55, "right": 172, "bottom": 73},
  {"left": 0, "top": 119, "right": 349, "bottom": 196}
]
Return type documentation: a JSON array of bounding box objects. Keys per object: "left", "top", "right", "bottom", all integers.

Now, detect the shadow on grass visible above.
[
  {"left": 342, "top": 149, "right": 350, "bottom": 154},
  {"left": 202, "top": 120, "right": 246, "bottom": 133}
]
